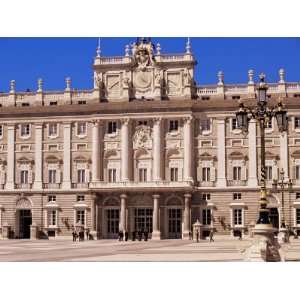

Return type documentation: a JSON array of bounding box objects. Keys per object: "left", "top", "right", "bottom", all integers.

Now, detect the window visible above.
[
  {"left": 76, "top": 210, "right": 85, "bottom": 225},
  {"left": 233, "top": 209, "right": 242, "bottom": 225},
  {"left": 0, "top": 125, "right": 3, "bottom": 137},
  {"left": 50, "top": 210, "right": 57, "bottom": 226},
  {"left": 294, "top": 94, "right": 300, "bottom": 98},
  {"left": 50, "top": 101, "right": 57, "bottom": 106},
  {"left": 78, "top": 100, "right": 86, "bottom": 105},
  {"left": 297, "top": 209, "right": 300, "bottom": 225},
  {"left": 21, "top": 124, "right": 30, "bottom": 136},
  {"left": 108, "top": 168, "right": 117, "bottom": 183},
  {"left": 266, "top": 119, "right": 272, "bottom": 129},
  {"left": 138, "top": 120, "right": 148, "bottom": 126},
  {"left": 169, "top": 120, "right": 179, "bottom": 132},
  {"left": 232, "top": 95, "right": 240, "bottom": 100},
  {"left": 202, "top": 193, "right": 211, "bottom": 201},
  {"left": 295, "top": 117, "right": 300, "bottom": 129},
  {"left": 77, "top": 195, "right": 85, "bottom": 202},
  {"left": 49, "top": 123, "right": 58, "bottom": 137},
  {"left": 202, "top": 209, "right": 212, "bottom": 225},
  {"left": 202, "top": 167, "right": 211, "bottom": 181},
  {"left": 200, "top": 119, "right": 211, "bottom": 131},
  {"left": 296, "top": 166, "right": 300, "bottom": 180},
  {"left": 48, "top": 170, "right": 56, "bottom": 184},
  {"left": 296, "top": 192, "right": 300, "bottom": 199},
  {"left": 233, "top": 193, "right": 242, "bottom": 200},
  {"left": 170, "top": 167, "right": 178, "bottom": 182},
  {"left": 233, "top": 166, "right": 242, "bottom": 181},
  {"left": 201, "top": 96, "right": 210, "bottom": 100},
  {"left": 138, "top": 168, "right": 147, "bottom": 182},
  {"left": 20, "top": 170, "right": 28, "bottom": 184},
  {"left": 22, "top": 103, "right": 29, "bottom": 107},
  {"left": 266, "top": 166, "right": 273, "bottom": 180},
  {"left": 232, "top": 118, "right": 237, "bottom": 130},
  {"left": 77, "top": 122, "right": 86, "bottom": 135},
  {"left": 108, "top": 121, "right": 117, "bottom": 134},
  {"left": 48, "top": 195, "right": 56, "bottom": 202},
  {"left": 77, "top": 169, "right": 86, "bottom": 183}
]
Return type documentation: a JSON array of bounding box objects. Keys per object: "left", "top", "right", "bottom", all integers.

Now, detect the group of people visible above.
[
  {"left": 118, "top": 230, "right": 149, "bottom": 242},
  {"left": 72, "top": 227, "right": 90, "bottom": 242}
]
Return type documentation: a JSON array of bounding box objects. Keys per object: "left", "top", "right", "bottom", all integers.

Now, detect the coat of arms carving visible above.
[{"left": 133, "top": 125, "right": 152, "bottom": 149}]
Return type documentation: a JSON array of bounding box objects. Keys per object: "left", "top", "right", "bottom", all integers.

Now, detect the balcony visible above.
[
  {"left": 43, "top": 183, "right": 61, "bottom": 189},
  {"left": 198, "top": 181, "right": 216, "bottom": 187},
  {"left": 227, "top": 180, "right": 247, "bottom": 186},
  {"left": 72, "top": 183, "right": 89, "bottom": 189},
  {"left": 16, "top": 183, "right": 32, "bottom": 189}
]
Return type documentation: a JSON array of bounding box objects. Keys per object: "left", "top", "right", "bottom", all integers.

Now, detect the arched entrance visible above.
[
  {"left": 16, "top": 197, "right": 32, "bottom": 239},
  {"left": 267, "top": 195, "right": 280, "bottom": 229},
  {"left": 102, "top": 197, "right": 120, "bottom": 239}
]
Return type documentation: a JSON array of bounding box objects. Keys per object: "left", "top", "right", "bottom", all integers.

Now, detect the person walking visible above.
[
  {"left": 132, "top": 231, "right": 136, "bottom": 241},
  {"left": 125, "top": 231, "right": 129, "bottom": 241},
  {"left": 238, "top": 231, "right": 242, "bottom": 240},
  {"left": 72, "top": 230, "right": 76, "bottom": 242},
  {"left": 209, "top": 229, "right": 214, "bottom": 242},
  {"left": 196, "top": 229, "right": 199, "bottom": 243},
  {"left": 86, "top": 228, "right": 90, "bottom": 241}
]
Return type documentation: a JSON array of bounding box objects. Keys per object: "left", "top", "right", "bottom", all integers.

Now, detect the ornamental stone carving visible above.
[
  {"left": 133, "top": 125, "right": 152, "bottom": 149},
  {"left": 16, "top": 197, "right": 32, "bottom": 209},
  {"left": 133, "top": 38, "right": 155, "bottom": 70}
]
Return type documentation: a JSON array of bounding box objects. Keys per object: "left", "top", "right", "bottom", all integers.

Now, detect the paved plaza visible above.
[{"left": 0, "top": 237, "right": 300, "bottom": 262}]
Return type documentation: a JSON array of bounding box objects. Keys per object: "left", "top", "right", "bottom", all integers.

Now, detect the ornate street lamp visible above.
[{"left": 236, "top": 74, "right": 288, "bottom": 261}]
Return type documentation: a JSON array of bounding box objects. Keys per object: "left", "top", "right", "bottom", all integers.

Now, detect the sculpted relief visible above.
[{"left": 133, "top": 125, "right": 152, "bottom": 149}]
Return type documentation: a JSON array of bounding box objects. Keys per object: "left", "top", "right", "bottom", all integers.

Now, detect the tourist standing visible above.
[
  {"left": 209, "top": 229, "right": 214, "bottom": 242},
  {"left": 196, "top": 230, "right": 199, "bottom": 243},
  {"left": 86, "top": 228, "right": 90, "bottom": 241}
]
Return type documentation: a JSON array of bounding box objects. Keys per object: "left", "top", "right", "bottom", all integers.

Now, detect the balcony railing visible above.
[
  {"left": 43, "top": 183, "right": 61, "bottom": 189},
  {"left": 72, "top": 183, "right": 90, "bottom": 188},
  {"left": 198, "top": 181, "right": 216, "bottom": 187},
  {"left": 16, "top": 183, "right": 32, "bottom": 189},
  {"left": 227, "top": 180, "right": 247, "bottom": 186}
]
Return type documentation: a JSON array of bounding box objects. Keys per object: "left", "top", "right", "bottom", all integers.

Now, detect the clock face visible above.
[{"left": 135, "top": 70, "right": 152, "bottom": 90}]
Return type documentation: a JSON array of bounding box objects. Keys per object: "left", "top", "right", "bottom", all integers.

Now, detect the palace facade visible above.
[{"left": 0, "top": 38, "right": 300, "bottom": 240}]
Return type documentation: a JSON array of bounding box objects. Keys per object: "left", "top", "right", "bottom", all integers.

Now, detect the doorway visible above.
[
  {"left": 106, "top": 209, "right": 119, "bottom": 239},
  {"left": 269, "top": 208, "right": 279, "bottom": 229},
  {"left": 168, "top": 208, "right": 182, "bottom": 239},
  {"left": 134, "top": 208, "right": 153, "bottom": 233},
  {"left": 19, "top": 210, "right": 32, "bottom": 239}
]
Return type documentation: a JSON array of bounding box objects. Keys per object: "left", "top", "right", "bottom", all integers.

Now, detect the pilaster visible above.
[
  {"left": 152, "top": 194, "right": 161, "bottom": 240},
  {"left": 6, "top": 124, "right": 15, "bottom": 190},
  {"left": 183, "top": 116, "right": 193, "bottom": 182},
  {"left": 33, "top": 123, "right": 43, "bottom": 189},
  {"left": 248, "top": 119, "right": 258, "bottom": 187},
  {"left": 62, "top": 122, "right": 72, "bottom": 189},
  {"left": 216, "top": 119, "right": 227, "bottom": 187}
]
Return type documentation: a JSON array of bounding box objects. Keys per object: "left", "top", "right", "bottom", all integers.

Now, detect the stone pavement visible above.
[{"left": 0, "top": 237, "right": 299, "bottom": 262}]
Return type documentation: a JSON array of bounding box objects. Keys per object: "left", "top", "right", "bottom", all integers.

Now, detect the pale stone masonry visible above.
[{"left": 0, "top": 38, "right": 300, "bottom": 240}]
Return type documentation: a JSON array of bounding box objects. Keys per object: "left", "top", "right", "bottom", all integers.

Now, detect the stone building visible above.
[{"left": 0, "top": 37, "right": 300, "bottom": 240}]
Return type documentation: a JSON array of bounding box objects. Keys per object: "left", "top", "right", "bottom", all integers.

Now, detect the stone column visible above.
[
  {"left": 119, "top": 194, "right": 127, "bottom": 233},
  {"left": 6, "top": 124, "right": 15, "bottom": 190},
  {"left": 182, "top": 193, "right": 191, "bottom": 239},
  {"left": 152, "top": 194, "right": 161, "bottom": 239},
  {"left": 183, "top": 116, "right": 193, "bottom": 182},
  {"left": 153, "top": 118, "right": 162, "bottom": 181},
  {"left": 216, "top": 119, "right": 227, "bottom": 187},
  {"left": 280, "top": 131, "right": 289, "bottom": 180},
  {"left": 92, "top": 120, "right": 101, "bottom": 182},
  {"left": 248, "top": 119, "right": 258, "bottom": 187},
  {"left": 33, "top": 123, "right": 43, "bottom": 189},
  {"left": 121, "top": 118, "right": 130, "bottom": 182},
  {"left": 62, "top": 122, "right": 71, "bottom": 189}
]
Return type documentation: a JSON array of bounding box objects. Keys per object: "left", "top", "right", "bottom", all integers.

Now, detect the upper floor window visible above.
[
  {"left": 48, "top": 170, "right": 57, "bottom": 184},
  {"left": 295, "top": 117, "right": 300, "bottom": 129},
  {"left": 233, "top": 166, "right": 242, "bottom": 181},
  {"left": 50, "top": 210, "right": 57, "bottom": 226},
  {"left": 266, "top": 166, "right": 273, "bottom": 180},
  {"left": 78, "top": 100, "right": 86, "bottom": 105},
  {"left": 296, "top": 209, "right": 300, "bottom": 225},
  {"left": 49, "top": 123, "right": 58, "bottom": 137},
  {"left": 202, "top": 193, "right": 211, "bottom": 201},
  {"left": 48, "top": 195, "right": 56, "bottom": 202},
  {"left": 233, "top": 193, "right": 242, "bottom": 200},
  {"left": 169, "top": 120, "right": 179, "bottom": 132},
  {"left": 296, "top": 192, "right": 300, "bottom": 199},
  {"left": 202, "top": 208, "right": 212, "bottom": 225},
  {"left": 170, "top": 167, "right": 178, "bottom": 182},
  {"left": 77, "top": 169, "right": 86, "bottom": 183},
  {"left": 0, "top": 125, "right": 3, "bottom": 138},
  {"left": 138, "top": 168, "right": 147, "bottom": 182},
  {"left": 200, "top": 119, "right": 211, "bottom": 131},
  {"left": 232, "top": 95, "right": 240, "bottom": 100},
  {"left": 108, "top": 168, "right": 117, "bottom": 183},
  {"left": 77, "top": 122, "right": 87, "bottom": 136},
  {"left": 202, "top": 167, "right": 211, "bottom": 182},
  {"left": 232, "top": 118, "right": 238, "bottom": 130},
  {"left": 296, "top": 166, "right": 300, "bottom": 180},
  {"left": 77, "top": 195, "right": 85, "bottom": 202},
  {"left": 76, "top": 210, "right": 85, "bottom": 225},
  {"left": 20, "top": 170, "right": 29, "bottom": 184},
  {"left": 108, "top": 121, "right": 117, "bottom": 134},
  {"left": 233, "top": 209, "right": 242, "bottom": 225},
  {"left": 266, "top": 119, "right": 272, "bottom": 129},
  {"left": 21, "top": 124, "right": 30, "bottom": 137}
]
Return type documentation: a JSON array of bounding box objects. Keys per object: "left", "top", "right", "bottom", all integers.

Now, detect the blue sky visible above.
[{"left": 0, "top": 37, "right": 299, "bottom": 92}]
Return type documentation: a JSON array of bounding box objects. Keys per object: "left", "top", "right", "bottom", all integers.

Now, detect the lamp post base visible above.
[{"left": 245, "top": 224, "right": 282, "bottom": 262}]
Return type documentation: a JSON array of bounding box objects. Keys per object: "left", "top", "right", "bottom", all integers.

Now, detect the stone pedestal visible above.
[
  {"left": 193, "top": 220, "right": 203, "bottom": 241},
  {"left": 30, "top": 223, "right": 39, "bottom": 240},
  {"left": 278, "top": 227, "right": 289, "bottom": 244},
  {"left": 245, "top": 224, "right": 282, "bottom": 262},
  {"left": 151, "top": 231, "right": 161, "bottom": 240},
  {"left": 89, "top": 230, "right": 98, "bottom": 240},
  {"left": 248, "top": 221, "right": 256, "bottom": 238},
  {"left": 2, "top": 222, "right": 11, "bottom": 239}
]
